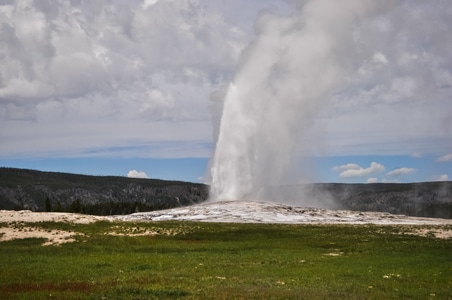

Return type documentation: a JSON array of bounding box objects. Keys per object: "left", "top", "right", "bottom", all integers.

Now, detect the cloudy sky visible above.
[{"left": 1, "top": 0, "right": 451, "bottom": 184}]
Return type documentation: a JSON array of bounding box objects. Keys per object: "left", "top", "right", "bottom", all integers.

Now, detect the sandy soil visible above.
[
  {"left": 1, "top": 201, "right": 452, "bottom": 245},
  {"left": 0, "top": 210, "right": 111, "bottom": 246},
  {"left": 0, "top": 210, "right": 110, "bottom": 224}
]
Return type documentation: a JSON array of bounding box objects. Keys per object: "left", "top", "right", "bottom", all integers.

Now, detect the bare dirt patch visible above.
[
  {"left": 0, "top": 210, "right": 190, "bottom": 245},
  {"left": 0, "top": 210, "right": 112, "bottom": 246},
  {"left": 0, "top": 226, "right": 79, "bottom": 246},
  {"left": 0, "top": 210, "right": 110, "bottom": 224}
]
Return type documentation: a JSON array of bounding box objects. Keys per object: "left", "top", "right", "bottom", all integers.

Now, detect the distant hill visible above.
[
  {"left": 0, "top": 167, "right": 208, "bottom": 215},
  {"left": 0, "top": 167, "right": 451, "bottom": 218},
  {"left": 281, "top": 182, "right": 452, "bottom": 219}
]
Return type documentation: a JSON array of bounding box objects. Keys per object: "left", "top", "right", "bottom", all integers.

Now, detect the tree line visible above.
[{"left": 44, "top": 197, "right": 177, "bottom": 215}]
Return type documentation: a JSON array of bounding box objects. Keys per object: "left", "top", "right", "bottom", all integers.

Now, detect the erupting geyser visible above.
[{"left": 209, "top": 0, "right": 394, "bottom": 202}]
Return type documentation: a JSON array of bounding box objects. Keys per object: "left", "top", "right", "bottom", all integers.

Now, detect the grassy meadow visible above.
[{"left": 0, "top": 221, "right": 451, "bottom": 299}]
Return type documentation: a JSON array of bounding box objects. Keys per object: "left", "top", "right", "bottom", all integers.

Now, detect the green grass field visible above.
[{"left": 1, "top": 221, "right": 451, "bottom": 299}]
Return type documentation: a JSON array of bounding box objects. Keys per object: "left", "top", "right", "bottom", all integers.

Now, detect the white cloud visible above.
[
  {"left": 127, "top": 170, "right": 149, "bottom": 179},
  {"left": 0, "top": 0, "right": 247, "bottom": 158},
  {"left": 0, "top": 0, "right": 451, "bottom": 165},
  {"left": 366, "top": 177, "right": 378, "bottom": 183},
  {"left": 335, "top": 162, "right": 385, "bottom": 178},
  {"left": 387, "top": 167, "right": 416, "bottom": 177},
  {"left": 437, "top": 153, "right": 452, "bottom": 162},
  {"left": 431, "top": 174, "right": 449, "bottom": 181},
  {"left": 411, "top": 152, "right": 422, "bottom": 158},
  {"left": 381, "top": 178, "right": 400, "bottom": 183},
  {"left": 317, "top": 1, "right": 452, "bottom": 157},
  {"left": 371, "top": 52, "right": 388, "bottom": 65},
  {"left": 332, "top": 163, "right": 361, "bottom": 172}
]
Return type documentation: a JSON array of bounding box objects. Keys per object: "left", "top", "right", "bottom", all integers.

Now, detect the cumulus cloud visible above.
[
  {"left": 317, "top": 0, "right": 452, "bottom": 156},
  {"left": 0, "top": 0, "right": 247, "bottom": 157},
  {"left": 381, "top": 178, "right": 400, "bottom": 183},
  {"left": 127, "top": 170, "right": 148, "bottom": 179},
  {"left": 1, "top": 0, "right": 452, "bottom": 171},
  {"left": 387, "top": 167, "right": 416, "bottom": 177},
  {"left": 332, "top": 163, "right": 361, "bottom": 172},
  {"left": 339, "top": 162, "right": 385, "bottom": 178},
  {"left": 335, "top": 162, "right": 385, "bottom": 178},
  {"left": 0, "top": 0, "right": 245, "bottom": 110},
  {"left": 437, "top": 153, "right": 452, "bottom": 162},
  {"left": 411, "top": 152, "right": 422, "bottom": 158},
  {"left": 431, "top": 174, "right": 448, "bottom": 181},
  {"left": 366, "top": 177, "right": 378, "bottom": 183}
]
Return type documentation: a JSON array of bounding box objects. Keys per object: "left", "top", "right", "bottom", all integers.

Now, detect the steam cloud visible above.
[{"left": 209, "top": 0, "right": 451, "bottom": 203}]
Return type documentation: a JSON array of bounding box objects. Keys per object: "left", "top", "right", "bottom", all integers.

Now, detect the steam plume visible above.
[{"left": 209, "top": 0, "right": 394, "bottom": 202}]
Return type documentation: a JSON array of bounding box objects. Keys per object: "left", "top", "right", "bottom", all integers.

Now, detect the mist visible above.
[{"left": 208, "top": 0, "right": 451, "bottom": 205}]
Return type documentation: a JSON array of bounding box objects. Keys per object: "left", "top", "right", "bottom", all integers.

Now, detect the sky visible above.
[{"left": 0, "top": 0, "right": 451, "bottom": 184}]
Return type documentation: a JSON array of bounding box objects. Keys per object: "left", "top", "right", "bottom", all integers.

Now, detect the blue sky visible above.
[
  {"left": 0, "top": 154, "right": 450, "bottom": 184},
  {"left": 0, "top": 157, "right": 209, "bottom": 182},
  {"left": 0, "top": 0, "right": 451, "bottom": 185}
]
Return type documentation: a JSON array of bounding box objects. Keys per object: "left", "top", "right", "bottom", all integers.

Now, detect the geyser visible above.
[
  {"left": 209, "top": 0, "right": 392, "bottom": 203},
  {"left": 209, "top": 0, "right": 451, "bottom": 204}
]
